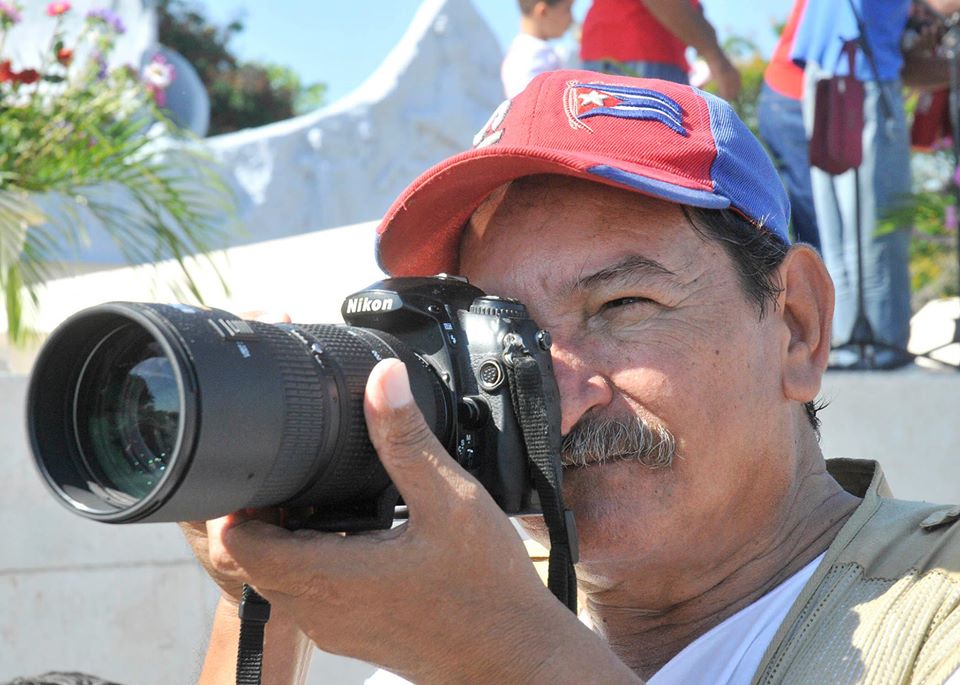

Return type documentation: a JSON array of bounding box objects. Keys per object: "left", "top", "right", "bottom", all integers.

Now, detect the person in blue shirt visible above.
[{"left": 792, "top": 0, "right": 956, "bottom": 369}]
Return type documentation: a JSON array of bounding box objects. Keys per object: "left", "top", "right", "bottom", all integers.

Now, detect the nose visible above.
[{"left": 550, "top": 339, "right": 614, "bottom": 435}]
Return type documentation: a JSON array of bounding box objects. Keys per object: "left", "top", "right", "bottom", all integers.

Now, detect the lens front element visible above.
[{"left": 74, "top": 324, "right": 181, "bottom": 503}]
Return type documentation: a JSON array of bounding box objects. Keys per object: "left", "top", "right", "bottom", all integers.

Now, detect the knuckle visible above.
[{"left": 207, "top": 545, "right": 239, "bottom": 576}]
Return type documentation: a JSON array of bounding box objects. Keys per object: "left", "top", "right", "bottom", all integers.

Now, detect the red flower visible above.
[
  {"left": 45, "top": 1, "right": 70, "bottom": 16},
  {"left": 56, "top": 47, "right": 73, "bottom": 66},
  {"left": 15, "top": 68, "right": 39, "bottom": 84},
  {"left": 0, "top": 60, "right": 41, "bottom": 85}
]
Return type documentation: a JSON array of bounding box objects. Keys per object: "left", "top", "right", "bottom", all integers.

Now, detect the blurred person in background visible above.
[
  {"left": 579, "top": 0, "right": 741, "bottom": 101},
  {"left": 758, "top": 0, "right": 821, "bottom": 252},
  {"left": 793, "top": 0, "right": 959, "bottom": 369},
  {"left": 501, "top": 0, "right": 575, "bottom": 98}
]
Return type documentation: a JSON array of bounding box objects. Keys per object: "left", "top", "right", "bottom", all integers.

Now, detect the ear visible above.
[
  {"left": 775, "top": 245, "right": 834, "bottom": 403},
  {"left": 533, "top": 1, "right": 550, "bottom": 18}
]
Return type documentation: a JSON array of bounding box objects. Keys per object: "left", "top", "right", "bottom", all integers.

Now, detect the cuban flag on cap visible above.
[{"left": 565, "top": 82, "right": 688, "bottom": 136}]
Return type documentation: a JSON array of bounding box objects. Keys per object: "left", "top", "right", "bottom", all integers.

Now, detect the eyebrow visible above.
[{"left": 573, "top": 254, "right": 678, "bottom": 292}]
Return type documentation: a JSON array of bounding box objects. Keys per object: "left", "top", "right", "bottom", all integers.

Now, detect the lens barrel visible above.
[{"left": 27, "top": 303, "right": 447, "bottom": 523}]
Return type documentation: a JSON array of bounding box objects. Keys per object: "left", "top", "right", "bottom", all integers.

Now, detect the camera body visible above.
[
  {"left": 339, "top": 275, "right": 560, "bottom": 524},
  {"left": 27, "top": 276, "right": 562, "bottom": 531}
]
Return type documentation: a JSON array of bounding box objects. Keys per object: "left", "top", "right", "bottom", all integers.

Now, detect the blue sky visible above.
[{"left": 201, "top": 0, "right": 795, "bottom": 103}]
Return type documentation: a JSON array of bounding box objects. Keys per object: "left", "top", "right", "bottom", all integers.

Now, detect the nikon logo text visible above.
[{"left": 345, "top": 296, "right": 395, "bottom": 314}]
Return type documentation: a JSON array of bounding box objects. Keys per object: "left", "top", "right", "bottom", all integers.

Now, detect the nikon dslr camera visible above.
[{"left": 26, "top": 276, "right": 562, "bottom": 531}]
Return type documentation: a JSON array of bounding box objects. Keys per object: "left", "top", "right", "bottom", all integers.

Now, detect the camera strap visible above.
[
  {"left": 845, "top": 0, "right": 897, "bottom": 123},
  {"left": 236, "top": 584, "right": 271, "bottom": 685},
  {"left": 504, "top": 345, "right": 579, "bottom": 613}
]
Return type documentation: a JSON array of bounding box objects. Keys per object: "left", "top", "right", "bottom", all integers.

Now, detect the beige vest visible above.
[
  {"left": 529, "top": 460, "right": 960, "bottom": 682},
  {"left": 753, "top": 459, "right": 960, "bottom": 685}
]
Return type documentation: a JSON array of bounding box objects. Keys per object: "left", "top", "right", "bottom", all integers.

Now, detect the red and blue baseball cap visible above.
[{"left": 376, "top": 69, "right": 791, "bottom": 276}]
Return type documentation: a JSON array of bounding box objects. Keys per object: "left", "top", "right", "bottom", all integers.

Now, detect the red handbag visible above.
[
  {"left": 808, "top": 40, "right": 865, "bottom": 175},
  {"left": 910, "top": 88, "right": 951, "bottom": 152}
]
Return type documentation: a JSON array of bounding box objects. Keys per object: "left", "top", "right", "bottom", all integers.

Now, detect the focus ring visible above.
[{"left": 240, "top": 321, "right": 330, "bottom": 506}]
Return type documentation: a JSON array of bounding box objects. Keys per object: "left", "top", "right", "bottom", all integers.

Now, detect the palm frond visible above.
[{"left": 2, "top": 80, "right": 237, "bottom": 342}]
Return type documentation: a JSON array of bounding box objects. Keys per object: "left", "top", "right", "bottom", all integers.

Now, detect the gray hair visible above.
[{"left": 562, "top": 413, "right": 677, "bottom": 469}]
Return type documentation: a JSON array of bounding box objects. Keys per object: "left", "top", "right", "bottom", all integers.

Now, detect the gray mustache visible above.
[{"left": 561, "top": 414, "right": 677, "bottom": 469}]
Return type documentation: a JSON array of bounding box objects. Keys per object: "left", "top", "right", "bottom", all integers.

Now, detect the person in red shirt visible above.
[
  {"left": 757, "top": 0, "right": 820, "bottom": 251},
  {"left": 580, "top": 0, "right": 741, "bottom": 101}
]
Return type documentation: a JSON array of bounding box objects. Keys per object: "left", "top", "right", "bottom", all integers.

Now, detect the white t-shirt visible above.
[
  {"left": 650, "top": 551, "right": 960, "bottom": 684},
  {"left": 366, "top": 552, "right": 960, "bottom": 685},
  {"left": 648, "top": 554, "right": 824, "bottom": 684},
  {"left": 500, "top": 32, "right": 561, "bottom": 98}
]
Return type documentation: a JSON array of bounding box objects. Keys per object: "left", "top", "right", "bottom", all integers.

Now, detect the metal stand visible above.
[{"left": 830, "top": 166, "right": 920, "bottom": 370}]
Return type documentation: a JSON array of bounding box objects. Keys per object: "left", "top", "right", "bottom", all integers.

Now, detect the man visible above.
[
  {"left": 791, "top": 0, "right": 958, "bottom": 369},
  {"left": 760, "top": 0, "right": 960, "bottom": 257},
  {"left": 185, "top": 70, "right": 960, "bottom": 684},
  {"left": 757, "top": 0, "right": 820, "bottom": 251},
  {"left": 580, "top": 0, "right": 741, "bottom": 101}
]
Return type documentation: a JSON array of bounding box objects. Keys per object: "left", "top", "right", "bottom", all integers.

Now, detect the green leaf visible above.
[{"left": 1, "top": 58, "right": 237, "bottom": 343}]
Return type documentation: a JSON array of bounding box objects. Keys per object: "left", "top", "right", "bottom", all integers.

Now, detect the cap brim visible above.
[{"left": 376, "top": 144, "right": 732, "bottom": 276}]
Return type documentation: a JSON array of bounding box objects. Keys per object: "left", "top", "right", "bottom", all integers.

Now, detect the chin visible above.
[
  {"left": 559, "top": 460, "right": 675, "bottom": 563},
  {"left": 562, "top": 459, "right": 670, "bottom": 509}
]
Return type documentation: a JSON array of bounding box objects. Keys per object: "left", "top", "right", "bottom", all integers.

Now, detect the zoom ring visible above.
[
  {"left": 287, "top": 325, "right": 395, "bottom": 505},
  {"left": 243, "top": 321, "right": 330, "bottom": 505}
]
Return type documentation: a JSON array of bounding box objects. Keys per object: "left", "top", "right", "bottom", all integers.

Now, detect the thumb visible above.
[{"left": 364, "top": 358, "right": 480, "bottom": 523}]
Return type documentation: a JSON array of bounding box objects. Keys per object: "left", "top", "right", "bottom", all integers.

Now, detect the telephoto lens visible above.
[{"left": 26, "top": 302, "right": 449, "bottom": 526}]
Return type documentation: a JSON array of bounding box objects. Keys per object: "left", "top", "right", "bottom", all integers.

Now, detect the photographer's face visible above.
[{"left": 460, "top": 176, "right": 799, "bottom": 598}]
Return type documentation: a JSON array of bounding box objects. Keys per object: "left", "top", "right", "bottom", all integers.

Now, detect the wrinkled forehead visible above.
[
  {"left": 462, "top": 175, "right": 695, "bottom": 253},
  {"left": 458, "top": 175, "right": 710, "bottom": 296}
]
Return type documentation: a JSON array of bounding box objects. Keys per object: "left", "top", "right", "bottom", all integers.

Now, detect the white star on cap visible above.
[{"left": 578, "top": 90, "right": 607, "bottom": 107}]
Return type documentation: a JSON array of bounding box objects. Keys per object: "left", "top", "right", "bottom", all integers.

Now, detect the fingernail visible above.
[{"left": 382, "top": 360, "right": 413, "bottom": 409}]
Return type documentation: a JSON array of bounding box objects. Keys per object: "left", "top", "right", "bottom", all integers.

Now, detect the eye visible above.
[{"left": 600, "top": 296, "right": 654, "bottom": 312}]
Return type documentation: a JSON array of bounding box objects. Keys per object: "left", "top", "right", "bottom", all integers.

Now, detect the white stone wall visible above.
[
  {"left": 5, "top": 0, "right": 157, "bottom": 74},
  {"left": 21, "top": 219, "right": 389, "bottom": 340},
  {"left": 70, "top": 0, "right": 504, "bottom": 264},
  {"left": 1, "top": 0, "right": 504, "bottom": 348},
  {"left": 819, "top": 368, "right": 960, "bottom": 505}
]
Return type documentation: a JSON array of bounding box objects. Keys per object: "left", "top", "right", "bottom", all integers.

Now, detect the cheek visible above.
[{"left": 597, "top": 323, "right": 777, "bottom": 460}]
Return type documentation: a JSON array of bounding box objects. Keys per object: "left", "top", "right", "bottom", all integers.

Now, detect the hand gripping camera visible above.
[{"left": 26, "top": 276, "right": 575, "bottom": 546}]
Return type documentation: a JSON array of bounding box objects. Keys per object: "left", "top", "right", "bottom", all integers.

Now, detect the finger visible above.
[
  {"left": 363, "top": 358, "right": 484, "bottom": 523},
  {"left": 206, "top": 513, "right": 362, "bottom": 597},
  {"left": 179, "top": 520, "right": 207, "bottom": 537}
]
